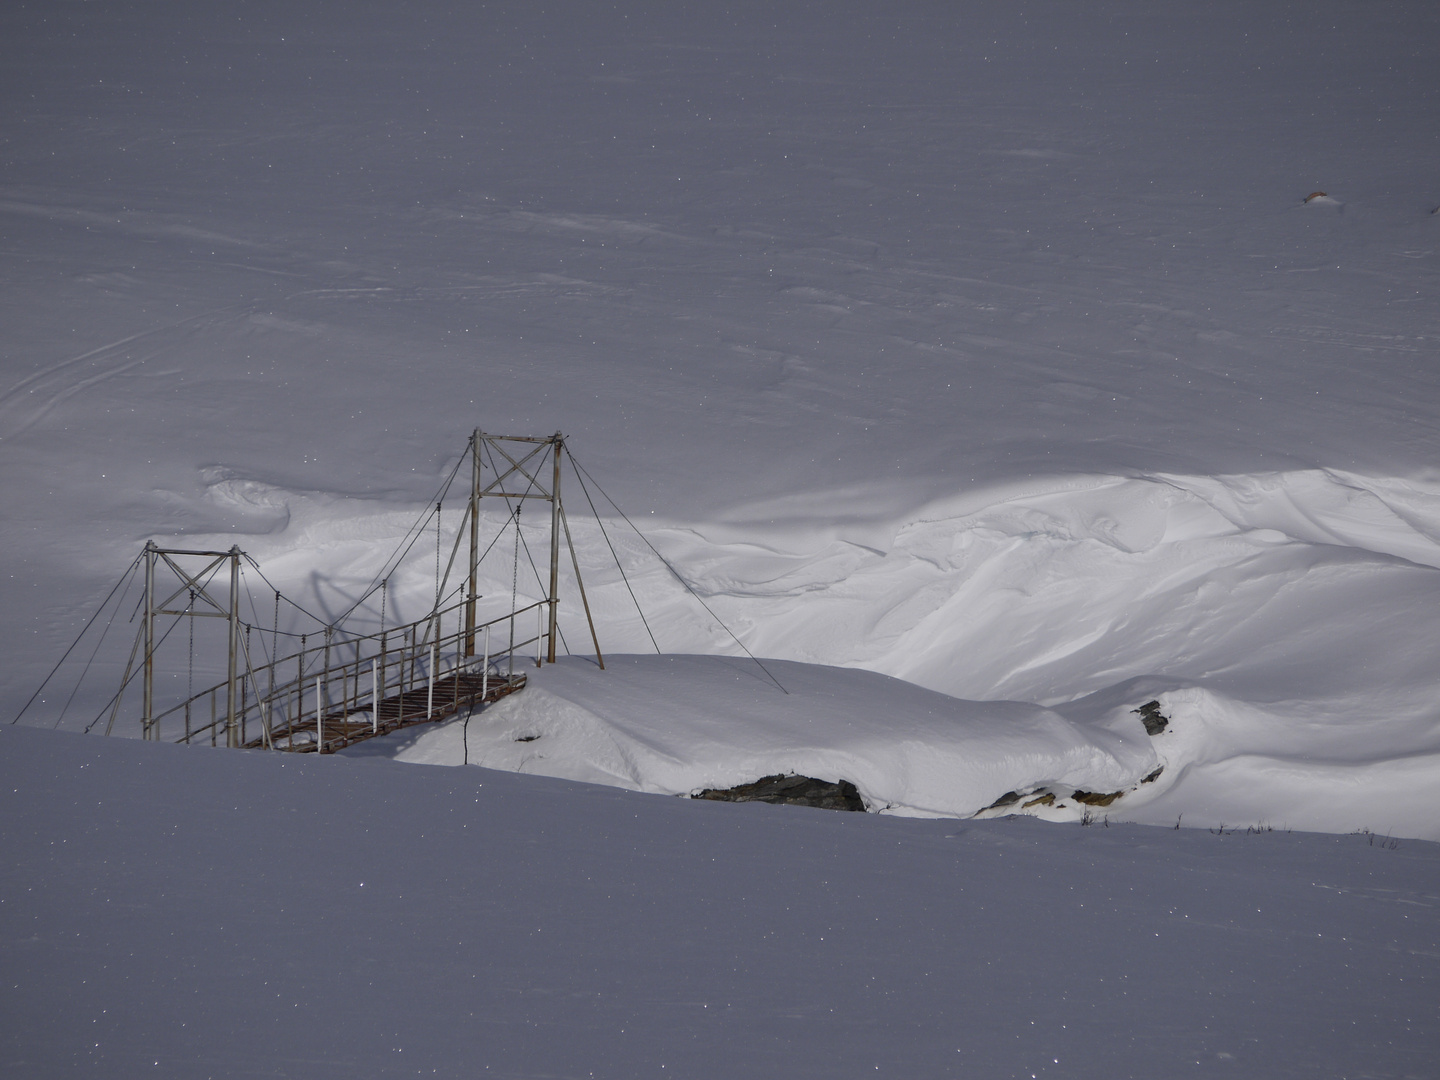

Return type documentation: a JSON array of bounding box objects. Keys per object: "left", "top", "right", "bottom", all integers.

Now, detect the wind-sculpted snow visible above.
[
  {"left": 653, "top": 469, "right": 1440, "bottom": 703},
  {"left": 301, "top": 467, "right": 1440, "bottom": 839},
  {"left": 17, "top": 448, "right": 1440, "bottom": 837},
  {"left": 361, "top": 655, "right": 1440, "bottom": 840},
  {"left": 11, "top": 455, "right": 1427, "bottom": 836}
]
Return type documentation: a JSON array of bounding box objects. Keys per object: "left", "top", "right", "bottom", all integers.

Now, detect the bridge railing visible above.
[{"left": 152, "top": 597, "right": 550, "bottom": 748}]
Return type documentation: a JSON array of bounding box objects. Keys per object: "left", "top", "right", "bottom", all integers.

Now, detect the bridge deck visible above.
[{"left": 246, "top": 670, "right": 527, "bottom": 754}]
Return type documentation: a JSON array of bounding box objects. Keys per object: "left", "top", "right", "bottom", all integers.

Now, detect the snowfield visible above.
[
  {"left": 3, "top": 0, "right": 1440, "bottom": 1074},
  {"left": 5, "top": 722, "right": 1438, "bottom": 1080},
  {"left": 194, "top": 461, "right": 1440, "bottom": 841}
]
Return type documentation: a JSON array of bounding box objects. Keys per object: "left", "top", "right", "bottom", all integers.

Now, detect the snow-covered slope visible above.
[
  {"left": 5, "top": 0, "right": 1440, "bottom": 838},
  {"left": 5, "top": 3, "right": 1440, "bottom": 1073},
  {"left": 6, "top": 723, "right": 1438, "bottom": 1080},
  {"left": 215, "top": 462, "right": 1439, "bottom": 838}
]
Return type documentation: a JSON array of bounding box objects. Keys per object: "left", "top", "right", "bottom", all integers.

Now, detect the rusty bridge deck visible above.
[{"left": 244, "top": 669, "right": 527, "bottom": 754}]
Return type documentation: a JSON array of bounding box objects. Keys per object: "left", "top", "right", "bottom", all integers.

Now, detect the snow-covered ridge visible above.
[
  {"left": 370, "top": 655, "right": 1165, "bottom": 818},
  {"left": 34, "top": 461, "right": 1436, "bottom": 839},
  {"left": 354, "top": 653, "right": 1439, "bottom": 839},
  {"left": 223, "top": 464, "right": 1438, "bottom": 840},
  {"left": 216, "top": 466, "right": 1440, "bottom": 697},
  {"left": 658, "top": 467, "right": 1440, "bottom": 704}
]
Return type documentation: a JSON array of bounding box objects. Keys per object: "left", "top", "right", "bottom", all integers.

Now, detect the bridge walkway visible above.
[{"left": 247, "top": 668, "right": 526, "bottom": 753}]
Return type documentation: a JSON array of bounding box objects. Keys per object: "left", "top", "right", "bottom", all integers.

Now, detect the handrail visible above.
[
  {"left": 158, "top": 598, "right": 550, "bottom": 747},
  {"left": 152, "top": 597, "right": 541, "bottom": 726}
]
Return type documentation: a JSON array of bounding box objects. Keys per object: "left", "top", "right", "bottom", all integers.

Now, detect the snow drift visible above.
[{"left": 289, "top": 464, "right": 1437, "bottom": 840}]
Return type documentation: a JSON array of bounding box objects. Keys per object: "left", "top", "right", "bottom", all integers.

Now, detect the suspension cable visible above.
[
  {"left": 83, "top": 607, "right": 195, "bottom": 733},
  {"left": 239, "top": 554, "right": 329, "bottom": 627},
  {"left": 434, "top": 501, "right": 443, "bottom": 622},
  {"left": 49, "top": 554, "right": 145, "bottom": 729},
  {"left": 80, "top": 553, "right": 230, "bottom": 734},
  {"left": 508, "top": 510, "right": 570, "bottom": 657},
  {"left": 334, "top": 450, "right": 469, "bottom": 624},
  {"left": 566, "top": 453, "right": 661, "bottom": 656},
  {"left": 238, "top": 568, "right": 278, "bottom": 669},
  {"left": 568, "top": 448, "right": 787, "bottom": 694},
  {"left": 185, "top": 588, "right": 195, "bottom": 738},
  {"left": 11, "top": 551, "right": 144, "bottom": 726}
]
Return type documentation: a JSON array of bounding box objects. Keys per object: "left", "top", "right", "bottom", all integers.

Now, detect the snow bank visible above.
[
  {"left": 359, "top": 655, "right": 1440, "bottom": 840},
  {"left": 650, "top": 468, "right": 1440, "bottom": 706},
  {"left": 369, "top": 655, "right": 1160, "bottom": 817},
  {"left": 270, "top": 465, "right": 1428, "bottom": 839}
]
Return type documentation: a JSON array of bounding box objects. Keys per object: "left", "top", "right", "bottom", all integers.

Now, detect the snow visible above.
[
  {"left": 3, "top": 1, "right": 1440, "bottom": 1072},
  {"left": 349, "top": 653, "right": 1440, "bottom": 840},
  {"left": 356, "top": 655, "right": 1163, "bottom": 818},
  {"left": 5, "top": 723, "right": 1438, "bottom": 1079}
]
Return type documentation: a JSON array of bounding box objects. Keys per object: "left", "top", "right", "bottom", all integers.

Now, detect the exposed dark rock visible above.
[
  {"left": 513, "top": 734, "right": 540, "bottom": 742},
  {"left": 694, "top": 773, "right": 866, "bottom": 812},
  {"left": 1134, "top": 700, "right": 1170, "bottom": 736},
  {"left": 985, "top": 789, "right": 1023, "bottom": 810},
  {"left": 980, "top": 767, "right": 1163, "bottom": 819},
  {"left": 1071, "top": 789, "right": 1122, "bottom": 807}
]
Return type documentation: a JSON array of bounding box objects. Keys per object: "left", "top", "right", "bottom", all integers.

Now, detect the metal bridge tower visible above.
[
  {"left": 139, "top": 543, "right": 244, "bottom": 746},
  {"left": 467, "top": 430, "right": 601, "bottom": 668}
]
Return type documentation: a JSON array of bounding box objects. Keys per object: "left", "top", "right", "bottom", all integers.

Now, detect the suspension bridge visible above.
[
  {"left": 13, "top": 429, "right": 786, "bottom": 748},
  {"left": 19, "top": 433, "right": 609, "bottom": 752},
  {"left": 124, "top": 431, "right": 602, "bottom": 753}
]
